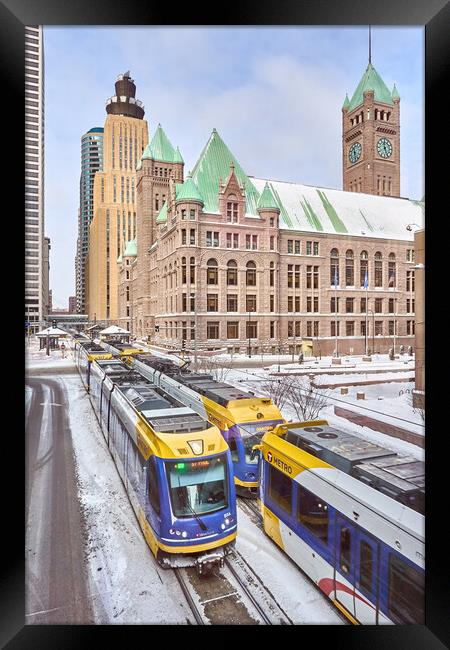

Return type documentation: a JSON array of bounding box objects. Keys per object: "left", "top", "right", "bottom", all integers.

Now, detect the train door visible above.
[
  {"left": 354, "top": 530, "right": 379, "bottom": 624},
  {"left": 334, "top": 515, "right": 356, "bottom": 621}
]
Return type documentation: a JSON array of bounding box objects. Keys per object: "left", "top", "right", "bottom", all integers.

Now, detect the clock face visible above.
[
  {"left": 348, "top": 142, "right": 362, "bottom": 164},
  {"left": 377, "top": 137, "right": 393, "bottom": 158}
]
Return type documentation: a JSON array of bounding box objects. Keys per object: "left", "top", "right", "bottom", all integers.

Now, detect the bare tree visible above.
[
  {"left": 261, "top": 375, "right": 293, "bottom": 411},
  {"left": 196, "top": 356, "right": 233, "bottom": 382},
  {"left": 285, "top": 375, "right": 331, "bottom": 422}
]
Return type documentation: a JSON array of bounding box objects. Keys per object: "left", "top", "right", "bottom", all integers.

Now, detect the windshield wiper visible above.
[
  {"left": 177, "top": 477, "right": 207, "bottom": 530},
  {"left": 183, "top": 498, "right": 208, "bottom": 531}
]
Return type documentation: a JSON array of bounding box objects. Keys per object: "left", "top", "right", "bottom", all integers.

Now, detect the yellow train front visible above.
[{"left": 89, "top": 358, "right": 237, "bottom": 574}]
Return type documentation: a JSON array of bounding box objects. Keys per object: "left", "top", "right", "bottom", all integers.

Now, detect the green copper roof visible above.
[
  {"left": 348, "top": 63, "right": 394, "bottom": 112},
  {"left": 342, "top": 93, "right": 350, "bottom": 110},
  {"left": 143, "top": 124, "right": 179, "bottom": 163},
  {"left": 391, "top": 83, "right": 400, "bottom": 100},
  {"left": 156, "top": 201, "right": 168, "bottom": 224},
  {"left": 123, "top": 238, "right": 137, "bottom": 257},
  {"left": 174, "top": 146, "right": 184, "bottom": 163},
  {"left": 257, "top": 182, "right": 279, "bottom": 211},
  {"left": 191, "top": 128, "right": 261, "bottom": 215},
  {"left": 175, "top": 174, "right": 204, "bottom": 204}
]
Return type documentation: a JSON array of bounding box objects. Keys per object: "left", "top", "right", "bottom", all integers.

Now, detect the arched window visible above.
[
  {"left": 155, "top": 193, "right": 159, "bottom": 211},
  {"left": 207, "top": 258, "right": 218, "bottom": 285},
  {"left": 169, "top": 263, "right": 173, "bottom": 289},
  {"left": 360, "top": 250, "right": 368, "bottom": 287},
  {"left": 246, "top": 261, "right": 256, "bottom": 286},
  {"left": 374, "top": 252, "right": 383, "bottom": 287},
  {"left": 330, "top": 248, "right": 339, "bottom": 286},
  {"left": 190, "top": 256, "right": 195, "bottom": 284},
  {"left": 345, "top": 250, "right": 354, "bottom": 286},
  {"left": 388, "top": 253, "right": 396, "bottom": 288},
  {"left": 227, "top": 260, "right": 238, "bottom": 286},
  {"left": 181, "top": 257, "right": 187, "bottom": 284}
]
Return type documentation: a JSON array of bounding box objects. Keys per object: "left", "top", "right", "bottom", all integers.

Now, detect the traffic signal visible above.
[
  {"left": 155, "top": 325, "right": 160, "bottom": 332},
  {"left": 181, "top": 339, "right": 186, "bottom": 349},
  {"left": 52, "top": 320, "right": 57, "bottom": 327}
]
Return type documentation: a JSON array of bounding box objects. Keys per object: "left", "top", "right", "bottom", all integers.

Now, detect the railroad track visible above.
[
  {"left": 173, "top": 548, "right": 293, "bottom": 625},
  {"left": 237, "top": 497, "right": 264, "bottom": 530}
]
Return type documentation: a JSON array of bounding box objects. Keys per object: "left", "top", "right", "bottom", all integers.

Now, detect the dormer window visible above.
[{"left": 227, "top": 196, "right": 238, "bottom": 223}]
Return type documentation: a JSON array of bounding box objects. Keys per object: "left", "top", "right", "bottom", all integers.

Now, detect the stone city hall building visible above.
[{"left": 115, "top": 61, "right": 423, "bottom": 356}]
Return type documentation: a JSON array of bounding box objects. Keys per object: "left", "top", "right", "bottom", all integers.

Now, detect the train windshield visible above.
[
  {"left": 239, "top": 420, "right": 284, "bottom": 465},
  {"left": 166, "top": 455, "right": 228, "bottom": 518}
]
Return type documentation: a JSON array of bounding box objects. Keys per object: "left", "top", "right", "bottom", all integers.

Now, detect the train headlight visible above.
[
  {"left": 169, "top": 528, "right": 175, "bottom": 535},
  {"left": 220, "top": 523, "right": 226, "bottom": 531},
  {"left": 225, "top": 517, "right": 231, "bottom": 526},
  {"left": 181, "top": 531, "right": 188, "bottom": 538},
  {"left": 176, "top": 530, "right": 181, "bottom": 536}
]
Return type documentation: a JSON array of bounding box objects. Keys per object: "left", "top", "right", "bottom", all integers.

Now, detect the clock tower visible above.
[{"left": 342, "top": 62, "right": 400, "bottom": 197}]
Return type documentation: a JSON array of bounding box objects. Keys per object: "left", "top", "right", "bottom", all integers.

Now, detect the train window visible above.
[
  {"left": 166, "top": 455, "right": 228, "bottom": 518},
  {"left": 148, "top": 458, "right": 161, "bottom": 516},
  {"left": 297, "top": 486, "right": 329, "bottom": 544},
  {"left": 359, "top": 541, "right": 373, "bottom": 594},
  {"left": 268, "top": 465, "right": 292, "bottom": 514},
  {"left": 388, "top": 555, "right": 425, "bottom": 624},
  {"left": 228, "top": 436, "right": 239, "bottom": 463},
  {"left": 340, "top": 527, "right": 351, "bottom": 575}
]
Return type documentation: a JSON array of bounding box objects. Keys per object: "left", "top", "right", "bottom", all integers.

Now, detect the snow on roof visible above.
[
  {"left": 250, "top": 177, "right": 424, "bottom": 241},
  {"left": 99, "top": 325, "right": 130, "bottom": 335},
  {"left": 36, "top": 326, "right": 68, "bottom": 337}
]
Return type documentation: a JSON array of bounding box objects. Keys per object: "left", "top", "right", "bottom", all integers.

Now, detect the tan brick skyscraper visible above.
[
  {"left": 87, "top": 72, "right": 148, "bottom": 321},
  {"left": 342, "top": 62, "right": 400, "bottom": 197}
]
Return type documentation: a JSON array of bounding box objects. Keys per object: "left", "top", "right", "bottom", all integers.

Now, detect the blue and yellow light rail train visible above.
[
  {"left": 255, "top": 420, "right": 425, "bottom": 624},
  {"left": 124, "top": 355, "right": 285, "bottom": 497},
  {"left": 86, "top": 357, "right": 237, "bottom": 573}
]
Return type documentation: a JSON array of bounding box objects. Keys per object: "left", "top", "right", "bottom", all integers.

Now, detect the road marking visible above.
[{"left": 40, "top": 402, "right": 63, "bottom": 407}]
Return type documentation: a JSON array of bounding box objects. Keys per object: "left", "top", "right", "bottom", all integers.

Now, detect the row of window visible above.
[
  {"left": 157, "top": 317, "right": 415, "bottom": 341},
  {"left": 332, "top": 297, "right": 414, "bottom": 314}
]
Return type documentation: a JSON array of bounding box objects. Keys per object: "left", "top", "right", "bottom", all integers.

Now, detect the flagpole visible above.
[
  {"left": 365, "top": 282, "right": 368, "bottom": 355},
  {"left": 334, "top": 267, "right": 339, "bottom": 358},
  {"left": 393, "top": 296, "right": 396, "bottom": 355}
]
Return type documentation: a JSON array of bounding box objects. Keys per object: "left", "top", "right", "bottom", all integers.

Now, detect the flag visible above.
[
  {"left": 389, "top": 273, "right": 395, "bottom": 287},
  {"left": 363, "top": 271, "right": 368, "bottom": 289}
]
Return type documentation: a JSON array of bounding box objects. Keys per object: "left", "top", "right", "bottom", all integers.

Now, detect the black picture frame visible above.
[{"left": 8, "top": 0, "right": 450, "bottom": 646}]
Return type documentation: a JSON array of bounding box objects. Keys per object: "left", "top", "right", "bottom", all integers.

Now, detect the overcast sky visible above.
[{"left": 43, "top": 26, "right": 424, "bottom": 308}]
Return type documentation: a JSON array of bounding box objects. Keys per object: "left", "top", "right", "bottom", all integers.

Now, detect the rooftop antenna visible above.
[{"left": 368, "top": 25, "right": 372, "bottom": 64}]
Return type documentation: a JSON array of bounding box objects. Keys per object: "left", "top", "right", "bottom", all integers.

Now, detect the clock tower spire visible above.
[{"left": 342, "top": 46, "right": 400, "bottom": 197}]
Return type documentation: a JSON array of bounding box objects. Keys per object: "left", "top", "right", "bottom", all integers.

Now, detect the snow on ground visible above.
[
  {"left": 25, "top": 336, "right": 76, "bottom": 372},
  {"left": 235, "top": 506, "right": 344, "bottom": 624},
  {"left": 223, "top": 367, "right": 424, "bottom": 461}
]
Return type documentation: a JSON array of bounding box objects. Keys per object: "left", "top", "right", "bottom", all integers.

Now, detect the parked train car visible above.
[
  {"left": 255, "top": 420, "right": 425, "bottom": 624},
  {"left": 97, "top": 338, "right": 145, "bottom": 357},
  {"left": 88, "top": 357, "right": 237, "bottom": 573},
  {"left": 125, "top": 355, "right": 284, "bottom": 497},
  {"left": 73, "top": 338, "right": 112, "bottom": 391}
]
